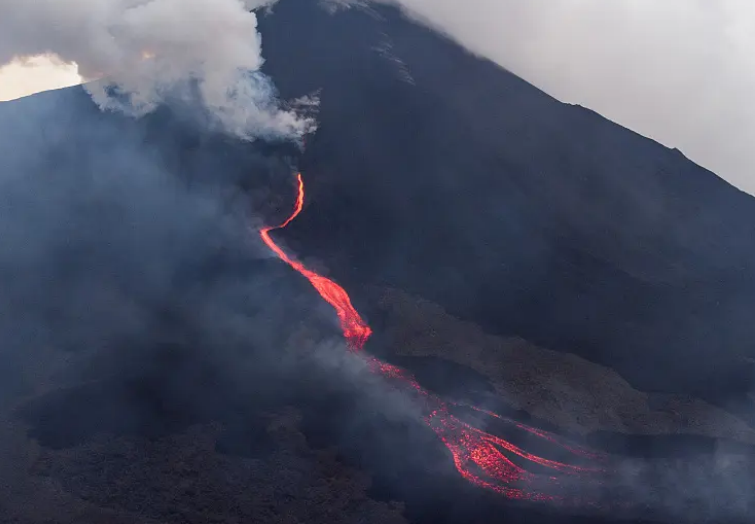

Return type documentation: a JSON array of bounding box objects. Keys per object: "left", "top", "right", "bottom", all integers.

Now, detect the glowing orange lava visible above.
[
  {"left": 259, "top": 172, "right": 608, "bottom": 504},
  {"left": 260, "top": 174, "right": 372, "bottom": 349}
]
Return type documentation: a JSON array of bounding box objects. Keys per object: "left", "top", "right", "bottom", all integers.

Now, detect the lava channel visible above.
[{"left": 259, "top": 172, "right": 609, "bottom": 504}]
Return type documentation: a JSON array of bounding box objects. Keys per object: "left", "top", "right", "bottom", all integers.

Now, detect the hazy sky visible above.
[
  {"left": 0, "top": 56, "right": 82, "bottom": 102},
  {"left": 382, "top": 0, "right": 755, "bottom": 194},
  {"left": 1, "top": 0, "right": 753, "bottom": 192}
]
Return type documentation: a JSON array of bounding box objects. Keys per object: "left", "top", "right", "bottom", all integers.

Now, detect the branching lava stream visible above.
[{"left": 260, "top": 173, "right": 609, "bottom": 505}]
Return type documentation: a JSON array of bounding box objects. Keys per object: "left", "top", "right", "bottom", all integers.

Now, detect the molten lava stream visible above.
[{"left": 259, "top": 172, "right": 608, "bottom": 504}]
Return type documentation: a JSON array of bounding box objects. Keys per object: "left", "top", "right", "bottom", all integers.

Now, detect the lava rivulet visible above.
[
  {"left": 259, "top": 172, "right": 608, "bottom": 504},
  {"left": 260, "top": 174, "right": 372, "bottom": 349}
]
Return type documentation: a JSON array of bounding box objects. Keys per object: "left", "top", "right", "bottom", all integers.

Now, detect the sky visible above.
[
  {"left": 385, "top": 0, "right": 755, "bottom": 194},
  {"left": 0, "top": 56, "right": 82, "bottom": 102},
  {"left": 0, "top": 0, "right": 753, "bottom": 193}
]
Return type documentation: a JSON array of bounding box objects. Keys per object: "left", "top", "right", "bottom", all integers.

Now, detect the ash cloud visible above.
[
  {"left": 0, "top": 0, "right": 316, "bottom": 140},
  {"left": 0, "top": 89, "right": 291, "bottom": 404}
]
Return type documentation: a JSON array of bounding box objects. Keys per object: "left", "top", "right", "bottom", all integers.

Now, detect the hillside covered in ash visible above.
[
  {"left": 0, "top": 0, "right": 754, "bottom": 523},
  {"left": 261, "top": 0, "right": 755, "bottom": 410}
]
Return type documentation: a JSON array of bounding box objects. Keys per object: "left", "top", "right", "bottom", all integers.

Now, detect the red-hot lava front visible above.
[{"left": 259, "top": 173, "right": 608, "bottom": 504}]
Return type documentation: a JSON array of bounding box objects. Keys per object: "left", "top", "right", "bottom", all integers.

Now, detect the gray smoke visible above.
[
  {"left": 0, "top": 0, "right": 316, "bottom": 140},
  {"left": 0, "top": 90, "right": 257, "bottom": 401}
]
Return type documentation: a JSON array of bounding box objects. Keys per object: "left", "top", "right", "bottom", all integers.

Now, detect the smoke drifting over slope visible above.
[
  {"left": 0, "top": 0, "right": 315, "bottom": 139},
  {"left": 363, "top": 0, "right": 755, "bottom": 193}
]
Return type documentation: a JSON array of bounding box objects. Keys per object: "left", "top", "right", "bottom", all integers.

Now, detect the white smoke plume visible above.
[{"left": 0, "top": 0, "right": 316, "bottom": 140}]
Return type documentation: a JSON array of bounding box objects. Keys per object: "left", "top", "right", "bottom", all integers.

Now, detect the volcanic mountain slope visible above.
[
  {"left": 0, "top": 411, "right": 407, "bottom": 524},
  {"left": 0, "top": 237, "right": 409, "bottom": 523},
  {"left": 2, "top": 0, "right": 755, "bottom": 523},
  {"left": 259, "top": 0, "right": 755, "bottom": 408},
  {"left": 0, "top": 83, "right": 416, "bottom": 523},
  {"left": 372, "top": 286, "right": 755, "bottom": 444}
]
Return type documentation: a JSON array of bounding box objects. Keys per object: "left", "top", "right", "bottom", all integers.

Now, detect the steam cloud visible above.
[
  {"left": 0, "top": 0, "right": 316, "bottom": 140},
  {"left": 362, "top": 0, "right": 755, "bottom": 193}
]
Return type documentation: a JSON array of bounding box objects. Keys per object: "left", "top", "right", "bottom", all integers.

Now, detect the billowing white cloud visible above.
[
  {"left": 0, "top": 0, "right": 315, "bottom": 140},
  {"left": 377, "top": 0, "right": 755, "bottom": 193}
]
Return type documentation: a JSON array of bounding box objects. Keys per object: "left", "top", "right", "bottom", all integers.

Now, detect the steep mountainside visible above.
[
  {"left": 1, "top": 1, "right": 755, "bottom": 522},
  {"left": 258, "top": 0, "right": 755, "bottom": 406}
]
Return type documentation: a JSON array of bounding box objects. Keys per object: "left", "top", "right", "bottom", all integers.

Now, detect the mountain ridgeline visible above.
[{"left": 257, "top": 0, "right": 755, "bottom": 408}]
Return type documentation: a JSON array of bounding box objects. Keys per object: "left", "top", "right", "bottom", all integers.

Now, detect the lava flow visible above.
[
  {"left": 260, "top": 174, "right": 372, "bottom": 349},
  {"left": 260, "top": 173, "right": 608, "bottom": 504}
]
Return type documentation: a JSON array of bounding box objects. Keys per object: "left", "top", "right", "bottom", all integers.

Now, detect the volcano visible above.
[
  {"left": 1, "top": 0, "right": 755, "bottom": 523},
  {"left": 257, "top": 0, "right": 755, "bottom": 407}
]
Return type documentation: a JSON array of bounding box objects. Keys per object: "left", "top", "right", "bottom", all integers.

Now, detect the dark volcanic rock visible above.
[
  {"left": 257, "top": 0, "right": 755, "bottom": 407},
  {"left": 2, "top": 1, "right": 755, "bottom": 523},
  {"left": 371, "top": 286, "right": 755, "bottom": 444},
  {"left": 3, "top": 0, "right": 754, "bottom": 410},
  {"left": 25, "top": 413, "right": 408, "bottom": 524}
]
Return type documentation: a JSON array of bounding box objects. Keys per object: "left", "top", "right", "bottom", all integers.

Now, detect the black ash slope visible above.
[
  {"left": 259, "top": 0, "right": 755, "bottom": 408},
  {"left": 0, "top": 87, "right": 723, "bottom": 524},
  {"left": 1, "top": 1, "right": 755, "bottom": 522}
]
